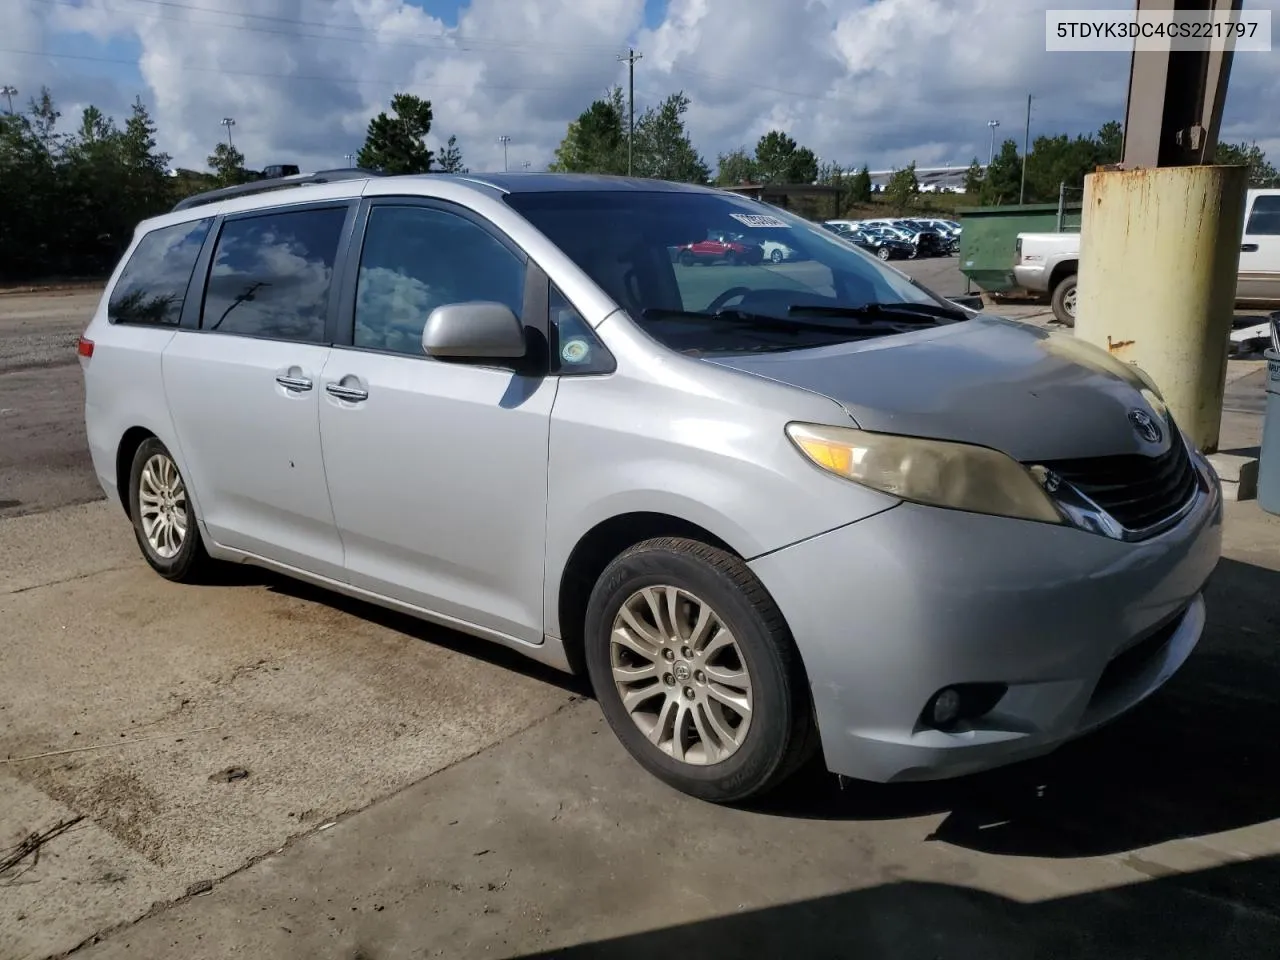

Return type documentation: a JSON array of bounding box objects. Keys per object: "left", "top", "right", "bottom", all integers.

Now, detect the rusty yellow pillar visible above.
[{"left": 1075, "top": 165, "right": 1248, "bottom": 453}]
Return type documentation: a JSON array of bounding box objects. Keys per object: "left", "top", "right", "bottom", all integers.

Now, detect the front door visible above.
[
  {"left": 162, "top": 203, "right": 353, "bottom": 579},
  {"left": 317, "top": 201, "right": 554, "bottom": 643}
]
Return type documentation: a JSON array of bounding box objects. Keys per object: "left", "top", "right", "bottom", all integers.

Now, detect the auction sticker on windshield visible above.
[{"left": 730, "top": 213, "right": 790, "bottom": 228}]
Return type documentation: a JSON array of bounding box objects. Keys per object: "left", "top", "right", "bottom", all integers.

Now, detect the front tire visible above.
[
  {"left": 584, "top": 537, "right": 815, "bottom": 803},
  {"left": 770, "top": 248, "right": 784, "bottom": 263},
  {"left": 1051, "top": 273, "right": 1077, "bottom": 327},
  {"left": 877, "top": 246, "right": 891, "bottom": 261},
  {"left": 128, "top": 437, "right": 212, "bottom": 582}
]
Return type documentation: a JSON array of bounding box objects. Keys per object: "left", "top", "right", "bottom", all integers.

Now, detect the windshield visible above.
[{"left": 505, "top": 190, "right": 952, "bottom": 355}]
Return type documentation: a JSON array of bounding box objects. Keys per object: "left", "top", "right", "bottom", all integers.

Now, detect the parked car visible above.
[
  {"left": 1014, "top": 232, "right": 1081, "bottom": 325},
  {"left": 848, "top": 229, "right": 915, "bottom": 261},
  {"left": 1238, "top": 188, "right": 1280, "bottom": 306},
  {"left": 760, "top": 239, "right": 802, "bottom": 263},
  {"left": 1016, "top": 188, "right": 1280, "bottom": 326},
  {"left": 82, "top": 171, "right": 1222, "bottom": 804},
  {"left": 676, "top": 229, "right": 764, "bottom": 265}
]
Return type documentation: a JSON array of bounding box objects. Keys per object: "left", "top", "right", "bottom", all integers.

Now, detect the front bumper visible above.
[{"left": 749, "top": 459, "right": 1222, "bottom": 783}]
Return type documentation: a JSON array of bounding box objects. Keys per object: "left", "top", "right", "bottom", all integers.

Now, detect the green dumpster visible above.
[{"left": 956, "top": 202, "right": 1082, "bottom": 294}]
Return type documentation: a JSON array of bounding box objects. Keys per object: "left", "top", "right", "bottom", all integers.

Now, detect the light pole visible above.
[
  {"left": 497, "top": 135, "right": 511, "bottom": 171},
  {"left": 344, "top": 153, "right": 355, "bottom": 166},
  {"left": 617, "top": 48, "right": 643, "bottom": 176},
  {"left": 987, "top": 120, "right": 1000, "bottom": 167},
  {"left": 1, "top": 85, "right": 16, "bottom": 114},
  {"left": 1020, "top": 94, "right": 1032, "bottom": 204},
  {"left": 221, "top": 117, "right": 236, "bottom": 149},
  {"left": 521, "top": 160, "right": 531, "bottom": 170}
]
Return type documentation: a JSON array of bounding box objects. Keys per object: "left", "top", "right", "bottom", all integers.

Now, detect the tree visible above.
[
  {"left": 437, "top": 134, "right": 468, "bottom": 173},
  {"left": 715, "top": 146, "right": 757, "bottom": 185},
  {"left": 1095, "top": 120, "right": 1123, "bottom": 165},
  {"left": 981, "top": 139, "right": 1022, "bottom": 205},
  {"left": 754, "top": 130, "right": 818, "bottom": 183},
  {"left": 1215, "top": 141, "right": 1280, "bottom": 187},
  {"left": 357, "top": 93, "right": 435, "bottom": 175},
  {"left": 885, "top": 162, "right": 920, "bottom": 214},
  {"left": 548, "top": 88, "right": 626, "bottom": 175},
  {"left": 962, "top": 157, "right": 984, "bottom": 196},
  {"left": 633, "top": 91, "right": 709, "bottom": 183},
  {"left": 207, "top": 141, "right": 248, "bottom": 186},
  {"left": 848, "top": 164, "right": 873, "bottom": 204},
  {"left": 1024, "top": 133, "right": 1101, "bottom": 203}
]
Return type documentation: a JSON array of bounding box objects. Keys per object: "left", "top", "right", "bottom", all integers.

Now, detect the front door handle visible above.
[
  {"left": 275, "top": 374, "right": 313, "bottom": 391},
  {"left": 1241, "top": 243, "right": 1259, "bottom": 252},
  {"left": 326, "top": 382, "right": 369, "bottom": 403}
]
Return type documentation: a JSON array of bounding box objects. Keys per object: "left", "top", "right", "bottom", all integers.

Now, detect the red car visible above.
[{"left": 675, "top": 230, "right": 764, "bottom": 266}]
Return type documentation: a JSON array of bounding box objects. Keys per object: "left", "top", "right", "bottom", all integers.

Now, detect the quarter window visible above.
[
  {"left": 550, "top": 285, "right": 614, "bottom": 375},
  {"left": 353, "top": 205, "right": 526, "bottom": 356},
  {"left": 201, "top": 206, "right": 348, "bottom": 342},
  {"left": 109, "top": 218, "right": 212, "bottom": 326},
  {"left": 1245, "top": 195, "right": 1280, "bottom": 236}
]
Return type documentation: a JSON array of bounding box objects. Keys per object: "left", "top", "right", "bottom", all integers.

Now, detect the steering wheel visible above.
[{"left": 705, "top": 286, "right": 752, "bottom": 313}]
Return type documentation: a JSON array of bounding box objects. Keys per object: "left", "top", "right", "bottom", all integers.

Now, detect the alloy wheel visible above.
[
  {"left": 609, "top": 585, "right": 753, "bottom": 765},
  {"left": 138, "top": 453, "right": 188, "bottom": 560}
]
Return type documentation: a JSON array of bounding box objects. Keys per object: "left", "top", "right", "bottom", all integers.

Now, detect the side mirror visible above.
[{"left": 422, "top": 302, "right": 527, "bottom": 360}]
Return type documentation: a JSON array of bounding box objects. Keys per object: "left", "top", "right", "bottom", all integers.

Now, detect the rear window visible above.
[
  {"left": 1245, "top": 195, "right": 1280, "bottom": 237},
  {"left": 108, "top": 218, "right": 213, "bottom": 326}
]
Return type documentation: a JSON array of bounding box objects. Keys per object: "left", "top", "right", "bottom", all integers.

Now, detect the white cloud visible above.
[{"left": 0, "top": 0, "right": 1276, "bottom": 175}]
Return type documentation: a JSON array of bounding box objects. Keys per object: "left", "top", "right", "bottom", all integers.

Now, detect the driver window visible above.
[{"left": 354, "top": 205, "right": 526, "bottom": 356}]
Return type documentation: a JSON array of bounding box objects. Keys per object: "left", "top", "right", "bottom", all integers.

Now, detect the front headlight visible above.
[{"left": 786, "top": 423, "right": 1065, "bottom": 524}]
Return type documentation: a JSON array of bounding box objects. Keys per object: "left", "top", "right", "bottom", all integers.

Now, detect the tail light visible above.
[{"left": 77, "top": 336, "right": 94, "bottom": 358}]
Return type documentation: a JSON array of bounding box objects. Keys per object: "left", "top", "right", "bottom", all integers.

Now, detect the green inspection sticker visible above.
[{"left": 562, "top": 339, "right": 590, "bottom": 364}]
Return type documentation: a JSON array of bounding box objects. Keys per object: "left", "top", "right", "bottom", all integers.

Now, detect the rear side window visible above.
[
  {"left": 202, "top": 206, "right": 349, "bottom": 343},
  {"left": 108, "top": 218, "right": 212, "bottom": 326},
  {"left": 1245, "top": 195, "right": 1280, "bottom": 236}
]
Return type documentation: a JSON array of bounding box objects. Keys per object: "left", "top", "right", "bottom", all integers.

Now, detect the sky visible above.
[{"left": 1, "top": 0, "right": 1278, "bottom": 176}]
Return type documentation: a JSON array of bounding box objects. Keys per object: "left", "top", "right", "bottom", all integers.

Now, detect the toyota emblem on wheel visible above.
[{"left": 1128, "top": 408, "right": 1162, "bottom": 444}]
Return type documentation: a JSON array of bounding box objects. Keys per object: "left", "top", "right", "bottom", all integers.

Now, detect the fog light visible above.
[{"left": 930, "top": 688, "right": 962, "bottom": 727}]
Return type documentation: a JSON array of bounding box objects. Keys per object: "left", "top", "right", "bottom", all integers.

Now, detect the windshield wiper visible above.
[
  {"left": 641, "top": 308, "right": 868, "bottom": 336},
  {"left": 788, "top": 301, "right": 967, "bottom": 323}
]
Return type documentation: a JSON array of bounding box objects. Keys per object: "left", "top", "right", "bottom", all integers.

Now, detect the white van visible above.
[{"left": 1238, "top": 188, "right": 1280, "bottom": 306}]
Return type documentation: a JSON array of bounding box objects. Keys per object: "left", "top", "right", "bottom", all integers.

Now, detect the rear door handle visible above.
[
  {"left": 1241, "top": 243, "right": 1259, "bottom": 252},
  {"left": 275, "top": 375, "right": 313, "bottom": 391},
  {"left": 326, "top": 382, "right": 369, "bottom": 403}
]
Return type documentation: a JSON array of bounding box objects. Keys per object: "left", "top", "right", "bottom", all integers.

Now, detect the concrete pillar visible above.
[{"left": 1076, "top": 164, "right": 1248, "bottom": 454}]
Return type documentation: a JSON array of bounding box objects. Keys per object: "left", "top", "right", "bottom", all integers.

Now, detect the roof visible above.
[
  {"left": 453, "top": 171, "right": 718, "bottom": 194},
  {"left": 170, "top": 169, "right": 722, "bottom": 215}
]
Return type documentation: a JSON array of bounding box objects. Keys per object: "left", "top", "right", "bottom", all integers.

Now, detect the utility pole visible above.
[
  {"left": 1, "top": 85, "right": 16, "bottom": 114},
  {"left": 497, "top": 135, "right": 511, "bottom": 171},
  {"left": 221, "top": 117, "right": 236, "bottom": 149},
  {"left": 1019, "top": 94, "right": 1032, "bottom": 204},
  {"left": 618, "top": 48, "right": 643, "bottom": 176},
  {"left": 986, "top": 120, "right": 1000, "bottom": 167}
]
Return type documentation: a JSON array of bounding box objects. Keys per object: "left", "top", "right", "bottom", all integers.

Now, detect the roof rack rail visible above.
[{"left": 171, "top": 168, "right": 386, "bottom": 212}]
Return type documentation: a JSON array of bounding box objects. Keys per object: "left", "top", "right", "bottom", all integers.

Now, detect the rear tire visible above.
[
  {"left": 770, "top": 248, "right": 784, "bottom": 263},
  {"left": 1051, "top": 273, "right": 1078, "bottom": 327},
  {"left": 128, "top": 437, "right": 213, "bottom": 583},
  {"left": 584, "top": 537, "right": 816, "bottom": 803},
  {"left": 678, "top": 250, "right": 694, "bottom": 267}
]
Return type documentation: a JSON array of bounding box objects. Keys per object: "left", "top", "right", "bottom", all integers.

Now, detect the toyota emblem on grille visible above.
[{"left": 1128, "top": 408, "right": 1162, "bottom": 444}]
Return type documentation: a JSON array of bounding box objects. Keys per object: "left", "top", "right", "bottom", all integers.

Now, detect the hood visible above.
[{"left": 704, "top": 316, "right": 1167, "bottom": 462}]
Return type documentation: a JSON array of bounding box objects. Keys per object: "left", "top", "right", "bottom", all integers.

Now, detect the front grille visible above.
[{"left": 1040, "top": 438, "right": 1199, "bottom": 533}]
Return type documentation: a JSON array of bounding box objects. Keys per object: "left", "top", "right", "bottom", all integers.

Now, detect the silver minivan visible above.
[{"left": 80, "top": 171, "right": 1223, "bottom": 802}]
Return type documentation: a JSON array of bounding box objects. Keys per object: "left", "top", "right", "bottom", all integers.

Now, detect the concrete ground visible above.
[{"left": 2, "top": 287, "right": 1279, "bottom": 960}]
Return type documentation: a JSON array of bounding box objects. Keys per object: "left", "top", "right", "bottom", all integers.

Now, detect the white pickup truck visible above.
[{"left": 1013, "top": 187, "right": 1280, "bottom": 328}]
